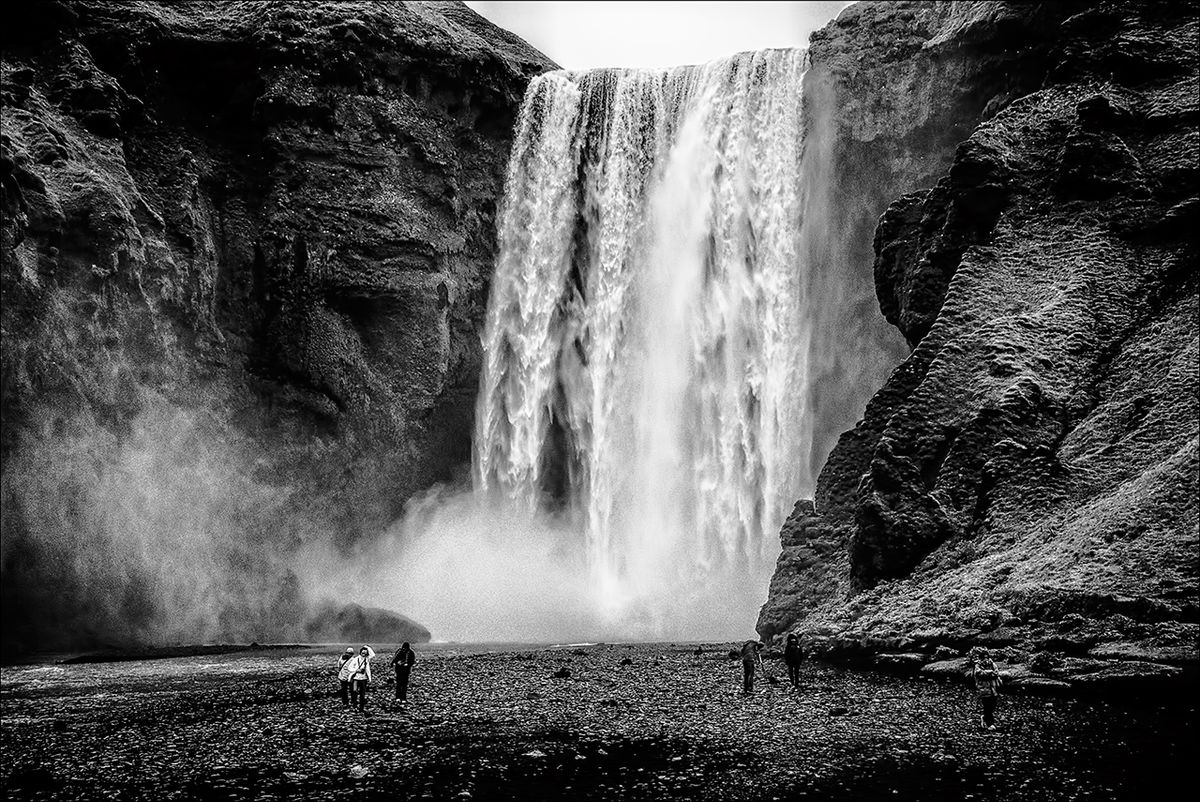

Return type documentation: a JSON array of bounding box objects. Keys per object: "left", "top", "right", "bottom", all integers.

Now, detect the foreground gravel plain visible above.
[{"left": 1, "top": 643, "right": 1193, "bottom": 800}]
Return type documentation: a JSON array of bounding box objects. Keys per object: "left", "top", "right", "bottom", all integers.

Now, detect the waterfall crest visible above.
[{"left": 472, "top": 50, "right": 812, "bottom": 635}]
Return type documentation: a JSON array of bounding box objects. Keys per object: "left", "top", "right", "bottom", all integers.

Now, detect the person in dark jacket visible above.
[
  {"left": 783, "top": 633, "right": 803, "bottom": 689},
  {"left": 739, "top": 640, "right": 764, "bottom": 695},
  {"left": 972, "top": 648, "right": 1003, "bottom": 730},
  {"left": 390, "top": 642, "right": 417, "bottom": 701}
]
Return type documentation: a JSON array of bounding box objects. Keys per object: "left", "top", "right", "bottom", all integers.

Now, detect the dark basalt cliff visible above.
[
  {"left": 761, "top": 0, "right": 1198, "bottom": 690},
  {"left": 0, "top": 1, "right": 554, "bottom": 653},
  {"left": 797, "top": 0, "right": 1065, "bottom": 509}
]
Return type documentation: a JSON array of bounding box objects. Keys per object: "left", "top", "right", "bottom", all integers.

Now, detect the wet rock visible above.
[
  {"left": 1087, "top": 642, "right": 1199, "bottom": 666},
  {"left": 920, "top": 659, "right": 972, "bottom": 680},
  {"left": 1007, "top": 677, "right": 1072, "bottom": 695},
  {"left": 874, "top": 653, "right": 928, "bottom": 674},
  {"left": 932, "top": 646, "right": 958, "bottom": 662},
  {"left": 1066, "top": 661, "right": 1185, "bottom": 695}
]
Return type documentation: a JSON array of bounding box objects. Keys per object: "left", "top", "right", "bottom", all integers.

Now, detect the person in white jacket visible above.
[
  {"left": 345, "top": 645, "right": 375, "bottom": 712},
  {"left": 336, "top": 647, "right": 355, "bottom": 707}
]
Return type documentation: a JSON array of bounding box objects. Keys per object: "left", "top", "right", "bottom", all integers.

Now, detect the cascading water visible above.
[{"left": 472, "top": 49, "right": 812, "bottom": 638}]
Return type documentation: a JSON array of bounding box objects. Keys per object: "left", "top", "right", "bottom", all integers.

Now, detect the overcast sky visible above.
[{"left": 464, "top": 1, "right": 855, "bottom": 70}]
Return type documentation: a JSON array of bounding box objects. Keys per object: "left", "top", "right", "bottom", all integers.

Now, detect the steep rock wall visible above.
[
  {"left": 0, "top": 1, "right": 555, "bottom": 652},
  {"left": 767, "top": 0, "right": 1071, "bottom": 627},
  {"left": 796, "top": 0, "right": 1067, "bottom": 500},
  {"left": 762, "top": 1, "right": 1198, "bottom": 687}
]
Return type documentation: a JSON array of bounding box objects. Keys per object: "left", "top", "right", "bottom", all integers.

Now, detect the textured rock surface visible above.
[
  {"left": 766, "top": 0, "right": 1076, "bottom": 631},
  {"left": 798, "top": 0, "right": 1068, "bottom": 483},
  {"left": 0, "top": 1, "right": 554, "bottom": 653},
  {"left": 760, "top": 0, "right": 1199, "bottom": 686}
]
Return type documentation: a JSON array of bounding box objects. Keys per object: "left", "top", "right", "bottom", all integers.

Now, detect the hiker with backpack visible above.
[
  {"left": 390, "top": 642, "right": 417, "bottom": 701},
  {"left": 784, "top": 633, "right": 803, "bottom": 689},
  {"left": 739, "top": 640, "right": 765, "bottom": 695},
  {"left": 972, "top": 648, "right": 1003, "bottom": 730}
]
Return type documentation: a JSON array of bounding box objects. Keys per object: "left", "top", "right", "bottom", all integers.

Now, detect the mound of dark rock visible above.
[{"left": 303, "top": 602, "right": 429, "bottom": 645}]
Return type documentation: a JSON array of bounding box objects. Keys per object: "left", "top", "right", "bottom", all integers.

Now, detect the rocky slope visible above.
[
  {"left": 761, "top": 0, "right": 1199, "bottom": 690},
  {"left": 0, "top": 1, "right": 554, "bottom": 653}
]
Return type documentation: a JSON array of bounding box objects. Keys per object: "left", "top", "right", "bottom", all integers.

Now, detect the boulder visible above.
[
  {"left": 920, "top": 658, "right": 972, "bottom": 679},
  {"left": 1007, "top": 677, "right": 1072, "bottom": 695},
  {"left": 874, "top": 653, "right": 929, "bottom": 674},
  {"left": 1066, "top": 661, "right": 1186, "bottom": 695}
]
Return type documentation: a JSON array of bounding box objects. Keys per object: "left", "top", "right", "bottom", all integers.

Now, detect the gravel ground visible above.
[{"left": 1, "top": 643, "right": 1193, "bottom": 800}]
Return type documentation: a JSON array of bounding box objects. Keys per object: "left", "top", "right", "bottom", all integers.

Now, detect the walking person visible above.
[
  {"left": 784, "top": 633, "right": 803, "bottom": 689},
  {"left": 336, "top": 647, "right": 355, "bottom": 707},
  {"left": 740, "top": 640, "right": 765, "bottom": 695},
  {"left": 972, "top": 648, "right": 1003, "bottom": 730},
  {"left": 390, "top": 642, "right": 417, "bottom": 701},
  {"left": 346, "top": 645, "right": 375, "bottom": 712}
]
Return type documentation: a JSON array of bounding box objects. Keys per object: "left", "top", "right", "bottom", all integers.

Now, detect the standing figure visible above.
[
  {"left": 390, "top": 642, "right": 417, "bottom": 701},
  {"left": 784, "top": 633, "right": 803, "bottom": 689},
  {"left": 972, "top": 648, "right": 1003, "bottom": 730},
  {"left": 739, "top": 640, "right": 765, "bottom": 695},
  {"left": 336, "top": 647, "right": 355, "bottom": 707},
  {"left": 346, "top": 645, "right": 375, "bottom": 712}
]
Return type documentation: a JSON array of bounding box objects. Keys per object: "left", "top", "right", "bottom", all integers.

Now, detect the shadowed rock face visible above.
[
  {"left": 796, "top": 0, "right": 1068, "bottom": 486},
  {"left": 0, "top": 1, "right": 555, "bottom": 653},
  {"left": 760, "top": 0, "right": 1199, "bottom": 679}
]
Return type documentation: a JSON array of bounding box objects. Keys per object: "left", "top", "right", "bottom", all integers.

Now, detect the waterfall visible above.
[{"left": 472, "top": 49, "right": 812, "bottom": 636}]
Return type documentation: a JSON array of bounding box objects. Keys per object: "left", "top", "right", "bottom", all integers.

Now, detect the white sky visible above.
[{"left": 464, "top": 1, "right": 855, "bottom": 70}]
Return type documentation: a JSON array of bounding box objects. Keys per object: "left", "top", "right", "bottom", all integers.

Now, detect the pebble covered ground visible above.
[{"left": 1, "top": 643, "right": 1193, "bottom": 800}]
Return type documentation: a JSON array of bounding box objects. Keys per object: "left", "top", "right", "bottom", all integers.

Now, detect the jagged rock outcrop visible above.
[
  {"left": 1, "top": 1, "right": 555, "bottom": 653},
  {"left": 761, "top": 0, "right": 1198, "bottom": 690},
  {"left": 765, "top": 0, "right": 1077, "bottom": 632},
  {"left": 797, "top": 0, "right": 1068, "bottom": 484}
]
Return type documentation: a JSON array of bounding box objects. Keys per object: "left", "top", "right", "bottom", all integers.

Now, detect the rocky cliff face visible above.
[
  {"left": 796, "top": 0, "right": 1066, "bottom": 505},
  {"left": 0, "top": 1, "right": 554, "bottom": 653},
  {"left": 761, "top": 0, "right": 1198, "bottom": 688}
]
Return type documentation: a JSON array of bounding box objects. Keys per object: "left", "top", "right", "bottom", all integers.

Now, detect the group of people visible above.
[
  {"left": 739, "top": 636, "right": 1004, "bottom": 730},
  {"left": 335, "top": 636, "right": 1004, "bottom": 727},
  {"left": 335, "top": 642, "right": 418, "bottom": 712},
  {"left": 738, "top": 634, "right": 806, "bottom": 695}
]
